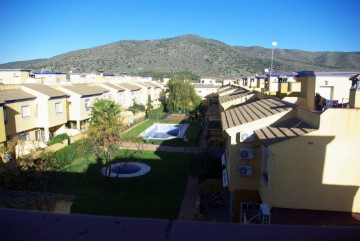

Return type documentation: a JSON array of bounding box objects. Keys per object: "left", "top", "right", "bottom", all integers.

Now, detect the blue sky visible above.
[{"left": 1, "top": 0, "right": 359, "bottom": 64}]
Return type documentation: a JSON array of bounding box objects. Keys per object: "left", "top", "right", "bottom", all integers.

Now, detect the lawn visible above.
[{"left": 46, "top": 149, "right": 187, "bottom": 219}]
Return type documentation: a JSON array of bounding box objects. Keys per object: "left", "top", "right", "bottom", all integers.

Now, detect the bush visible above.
[
  {"left": 47, "top": 133, "right": 69, "bottom": 146},
  {"left": 54, "top": 140, "right": 84, "bottom": 167}
]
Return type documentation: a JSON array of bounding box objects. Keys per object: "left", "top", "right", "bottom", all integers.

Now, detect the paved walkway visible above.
[
  {"left": 177, "top": 176, "right": 199, "bottom": 220},
  {"left": 120, "top": 142, "right": 199, "bottom": 153}
]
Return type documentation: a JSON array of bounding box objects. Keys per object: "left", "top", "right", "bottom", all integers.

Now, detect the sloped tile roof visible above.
[
  {"left": 24, "top": 84, "right": 68, "bottom": 98},
  {"left": 117, "top": 83, "right": 141, "bottom": 91},
  {"left": 221, "top": 98, "right": 293, "bottom": 129},
  {"left": 218, "top": 85, "right": 238, "bottom": 94},
  {"left": 102, "top": 83, "right": 126, "bottom": 92},
  {"left": 219, "top": 88, "right": 253, "bottom": 104},
  {"left": 61, "top": 85, "right": 108, "bottom": 96},
  {"left": 255, "top": 118, "right": 316, "bottom": 146},
  {"left": 0, "top": 89, "right": 36, "bottom": 102}
]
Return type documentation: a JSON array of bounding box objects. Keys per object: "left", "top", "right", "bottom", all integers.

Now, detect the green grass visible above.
[{"left": 45, "top": 150, "right": 187, "bottom": 219}]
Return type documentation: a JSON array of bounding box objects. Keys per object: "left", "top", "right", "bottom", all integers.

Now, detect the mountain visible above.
[{"left": 1, "top": 34, "right": 359, "bottom": 77}]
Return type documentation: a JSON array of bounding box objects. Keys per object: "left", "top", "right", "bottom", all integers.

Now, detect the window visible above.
[
  {"left": 21, "top": 105, "right": 30, "bottom": 118},
  {"left": 85, "top": 98, "right": 90, "bottom": 111},
  {"left": 19, "top": 132, "right": 29, "bottom": 141},
  {"left": 55, "top": 102, "right": 62, "bottom": 114},
  {"left": 3, "top": 106, "right": 7, "bottom": 124}
]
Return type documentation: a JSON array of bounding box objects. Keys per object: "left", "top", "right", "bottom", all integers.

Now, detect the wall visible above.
[
  {"left": 47, "top": 98, "right": 67, "bottom": 128},
  {"left": 262, "top": 109, "right": 360, "bottom": 212},
  {"left": 225, "top": 110, "right": 296, "bottom": 192},
  {"left": 301, "top": 75, "right": 353, "bottom": 110},
  {"left": 5, "top": 100, "right": 37, "bottom": 135},
  {"left": 0, "top": 71, "right": 30, "bottom": 84},
  {"left": 0, "top": 106, "right": 6, "bottom": 142}
]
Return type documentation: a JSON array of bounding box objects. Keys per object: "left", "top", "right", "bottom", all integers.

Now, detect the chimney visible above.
[{"left": 349, "top": 74, "right": 360, "bottom": 108}]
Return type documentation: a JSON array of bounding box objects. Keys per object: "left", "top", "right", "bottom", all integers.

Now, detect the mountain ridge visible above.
[{"left": 1, "top": 34, "right": 359, "bottom": 77}]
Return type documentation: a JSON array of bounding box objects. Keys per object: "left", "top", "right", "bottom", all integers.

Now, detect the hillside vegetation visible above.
[{"left": 1, "top": 34, "right": 359, "bottom": 77}]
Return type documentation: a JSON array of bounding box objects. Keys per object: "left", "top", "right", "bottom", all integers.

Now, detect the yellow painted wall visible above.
[
  {"left": 0, "top": 106, "right": 5, "bottom": 142},
  {"left": 225, "top": 109, "right": 296, "bottom": 192},
  {"left": 4, "top": 100, "right": 37, "bottom": 135},
  {"left": 47, "top": 99, "right": 67, "bottom": 127},
  {"left": 0, "top": 71, "right": 30, "bottom": 84},
  {"left": 260, "top": 108, "right": 360, "bottom": 212},
  {"left": 300, "top": 75, "right": 353, "bottom": 110}
]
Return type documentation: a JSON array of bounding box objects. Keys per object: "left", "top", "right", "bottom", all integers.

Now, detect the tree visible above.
[
  {"left": 146, "top": 94, "right": 152, "bottom": 117},
  {"left": 88, "top": 99, "right": 124, "bottom": 177},
  {"left": 166, "top": 80, "right": 202, "bottom": 113}
]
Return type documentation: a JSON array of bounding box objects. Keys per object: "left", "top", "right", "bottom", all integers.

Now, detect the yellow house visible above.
[
  {"left": 0, "top": 69, "right": 32, "bottom": 84},
  {"left": 99, "top": 83, "right": 127, "bottom": 108},
  {"left": 265, "top": 73, "right": 300, "bottom": 98},
  {"left": 58, "top": 85, "right": 109, "bottom": 131},
  {"left": 0, "top": 89, "right": 39, "bottom": 154},
  {"left": 255, "top": 108, "right": 360, "bottom": 213},
  {"left": 296, "top": 71, "right": 358, "bottom": 110},
  {"left": 140, "top": 81, "right": 163, "bottom": 107},
  {"left": 221, "top": 96, "right": 296, "bottom": 222},
  {"left": 32, "top": 71, "right": 68, "bottom": 85},
  {"left": 22, "top": 84, "right": 68, "bottom": 141},
  {"left": 116, "top": 83, "right": 142, "bottom": 108},
  {"left": 193, "top": 84, "right": 219, "bottom": 100}
]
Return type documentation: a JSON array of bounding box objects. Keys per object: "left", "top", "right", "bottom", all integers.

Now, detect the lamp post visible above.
[{"left": 270, "top": 41, "right": 277, "bottom": 78}]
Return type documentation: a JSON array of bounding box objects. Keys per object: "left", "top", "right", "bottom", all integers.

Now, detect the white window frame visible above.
[
  {"left": 21, "top": 105, "right": 30, "bottom": 118},
  {"left": 55, "top": 102, "right": 62, "bottom": 114},
  {"left": 85, "top": 98, "right": 90, "bottom": 112}
]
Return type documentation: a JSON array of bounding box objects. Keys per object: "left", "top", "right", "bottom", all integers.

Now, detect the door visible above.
[{"left": 318, "top": 86, "right": 333, "bottom": 100}]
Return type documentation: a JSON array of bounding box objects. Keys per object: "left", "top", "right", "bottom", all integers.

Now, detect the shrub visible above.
[
  {"left": 47, "top": 133, "right": 69, "bottom": 146},
  {"left": 54, "top": 140, "right": 83, "bottom": 167}
]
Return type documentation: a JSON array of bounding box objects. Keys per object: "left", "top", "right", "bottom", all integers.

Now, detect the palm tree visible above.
[{"left": 88, "top": 99, "right": 124, "bottom": 177}]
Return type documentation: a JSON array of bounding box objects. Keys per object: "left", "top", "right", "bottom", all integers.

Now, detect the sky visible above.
[{"left": 1, "top": 0, "right": 360, "bottom": 64}]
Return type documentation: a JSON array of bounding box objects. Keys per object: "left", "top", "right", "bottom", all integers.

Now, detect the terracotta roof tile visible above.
[
  {"left": 254, "top": 118, "right": 317, "bottom": 146},
  {"left": 221, "top": 98, "right": 293, "bottom": 130}
]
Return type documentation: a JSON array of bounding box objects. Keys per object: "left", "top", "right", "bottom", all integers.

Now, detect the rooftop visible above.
[
  {"left": 193, "top": 83, "right": 217, "bottom": 89},
  {"left": 218, "top": 85, "right": 238, "bottom": 95},
  {"left": 102, "top": 82, "right": 126, "bottom": 92},
  {"left": 117, "top": 83, "right": 141, "bottom": 91},
  {"left": 61, "top": 85, "right": 109, "bottom": 96},
  {"left": 219, "top": 88, "right": 253, "bottom": 104},
  {"left": 0, "top": 89, "right": 36, "bottom": 102},
  {"left": 221, "top": 98, "right": 293, "bottom": 130},
  {"left": 297, "top": 71, "right": 360, "bottom": 77},
  {"left": 33, "top": 71, "right": 66, "bottom": 75},
  {"left": 23, "top": 84, "right": 68, "bottom": 98},
  {"left": 255, "top": 118, "right": 317, "bottom": 146}
]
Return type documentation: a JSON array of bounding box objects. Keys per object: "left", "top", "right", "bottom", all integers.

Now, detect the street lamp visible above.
[
  {"left": 270, "top": 41, "right": 277, "bottom": 77},
  {"left": 268, "top": 41, "right": 277, "bottom": 91}
]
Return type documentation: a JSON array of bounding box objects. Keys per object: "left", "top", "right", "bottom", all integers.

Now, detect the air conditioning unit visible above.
[
  {"left": 237, "top": 165, "right": 253, "bottom": 176},
  {"left": 239, "top": 148, "right": 253, "bottom": 159},
  {"left": 239, "top": 131, "right": 254, "bottom": 142}
]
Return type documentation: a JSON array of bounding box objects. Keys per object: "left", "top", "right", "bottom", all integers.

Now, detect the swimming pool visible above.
[{"left": 139, "top": 123, "right": 189, "bottom": 140}]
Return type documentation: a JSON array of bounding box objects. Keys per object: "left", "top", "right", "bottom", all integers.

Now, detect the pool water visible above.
[
  {"left": 139, "top": 123, "right": 189, "bottom": 140},
  {"left": 111, "top": 165, "right": 141, "bottom": 174}
]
